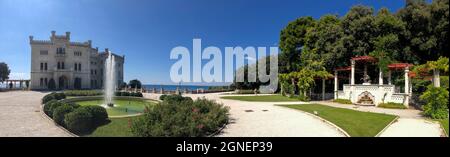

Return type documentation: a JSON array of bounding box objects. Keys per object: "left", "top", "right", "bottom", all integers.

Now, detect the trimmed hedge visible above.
[
  {"left": 115, "top": 91, "right": 143, "bottom": 97},
  {"left": 333, "top": 99, "right": 352, "bottom": 104},
  {"left": 53, "top": 104, "right": 75, "bottom": 126},
  {"left": 378, "top": 102, "right": 407, "bottom": 109},
  {"left": 64, "top": 107, "right": 94, "bottom": 134},
  {"left": 41, "top": 92, "right": 110, "bottom": 135},
  {"left": 44, "top": 100, "right": 64, "bottom": 118},
  {"left": 42, "top": 92, "right": 66, "bottom": 104},
  {"left": 83, "top": 105, "right": 108, "bottom": 125},
  {"left": 64, "top": 90, "right": 103, "bottom": 96}
]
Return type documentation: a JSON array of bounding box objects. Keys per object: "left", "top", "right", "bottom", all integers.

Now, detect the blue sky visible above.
[{"left": 0, "top": 0, "right": 405, "bottom": 85}]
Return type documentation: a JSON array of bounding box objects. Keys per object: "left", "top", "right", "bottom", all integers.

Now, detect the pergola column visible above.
[
  {"left": 379, "top": 68, "right": 383, "bottom": 85},
  {"left": 388, "top": 70, "right": 392, "bottom": 85},
  {"left": 334, "top": 70, "right": 338, "bottom": 99},
  {"left": 351, "top": 60, "right": 355, "bottom": 85},
  {"left": 404, "top": 67, "right": 410, "bottom": 107},
  {"left": 322, "top": 79, "right": 326, "bottom": 100},
  {"left": 433, "top": 69, "right": 440, "bottom": 87}
]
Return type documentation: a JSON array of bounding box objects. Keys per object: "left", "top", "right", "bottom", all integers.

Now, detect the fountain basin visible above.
[{"left": 62, "top": 97, "right": 157, "bottom": 117}]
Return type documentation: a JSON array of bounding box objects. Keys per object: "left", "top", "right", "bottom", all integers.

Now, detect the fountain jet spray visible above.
[{"left": 104, "top": 52, "right": 116, "bottom": 107}]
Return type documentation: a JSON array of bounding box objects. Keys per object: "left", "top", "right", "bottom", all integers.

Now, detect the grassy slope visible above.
[
  {"left": 221, "top": 95, "right": 301, "bottom": 102},
  {"left": 282, "top": 104, "right": 397, "bottom": 137},
  {"left": 86, "top": 116, "right": 141, "bottom": 137}
]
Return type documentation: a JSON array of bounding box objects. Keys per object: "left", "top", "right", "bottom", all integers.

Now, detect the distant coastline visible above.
[{"left": 142, "top": 84, "right": 230, "bottom": 91}]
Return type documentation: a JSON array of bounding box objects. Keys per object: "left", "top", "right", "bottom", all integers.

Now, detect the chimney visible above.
[
  {"left": 96, "top": 47, "right": 99, "bottom": 51},
  {"left": 88, "top": 40, "right": 92, "bottom": 47},
  {"left": 105, "top": 48, "right": 109, "bottom": 53},
  {"left": 29, "top": 36, "right": 34, "bottom": 42},
  {"left": 51, "top": 31, "right": 56, "bottom": 37}
]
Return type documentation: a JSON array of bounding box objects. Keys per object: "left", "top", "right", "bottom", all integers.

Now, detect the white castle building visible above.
[{"left": 30, "top": 31, "right": 124, "bottom": 90}]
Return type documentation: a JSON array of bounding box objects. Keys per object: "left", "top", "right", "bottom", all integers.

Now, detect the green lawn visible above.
[
  {"left": 86, "top": 116, "right": 141, "bottom": 137},
  {"left": 437, "top": 118, "right": 449, "bottom": 136},
  {"left": 76, "top": 99, "right": 155, "bottom": 116},
  {"left": 281, "top": 104, "right": 397, "bottom": 137},
  {"left": 221, "top": 95, "right": 301, "bottom": 102}
]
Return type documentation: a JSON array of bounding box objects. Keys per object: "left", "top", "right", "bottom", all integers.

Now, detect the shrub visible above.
[
  {"left": 64, "top": 90, "right": 103, "bottom": 96},
  {"left": 164, "top": 94, "right": 193, "bottom": 104},
  {"left": 420, "top": 86, "right": 449, "bottom": 119},
  {"left": 54, "top": 93, "right": 66, "bottom": 100},
  {"left": 43, "top": 100, "right": 57, "bottom": 116},
  {"left": 64, "top": 107, "right": 93, "bottom": 134},
  {"left": 83, "top": 105, "right": 108, "bottom": 125},
  {"left": 52, "top": 104, "right": 75, "bottom": 126},
  {"left": 333, "top": 99, "right": 352, "bottom": 104},
  {"left": 131, "top": 98, "right": 229, "bottom": 137},
  {"left": 42, "top": 92, "right": 66, "bottom": 104},
  {"left": 42, "top": 93, "right": 56, "bottom": 104},
  {"left": 159, "top": 94, "right": 167, "bottom": 100},
  {"left": 44, "top": 100, "right": 64, "bottom": 118},
  {"left": 378, "top": 102, "right": 407, "bottom": 109}
]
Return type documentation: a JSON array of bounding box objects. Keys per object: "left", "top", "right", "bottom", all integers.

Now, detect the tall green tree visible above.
[
  {"left": 279, "top": 17, "right": 316, "bottom": 73},
  {"left": 397, "top": 0, "right": 439, "bottom": 63},
  {"left": 0, "top": 62, "right": 10, "bottom": 83},
  {"left": 304, "top": 15, "right": 346, "bottom": 69},
  {"left": 128, "top": 79, "right": 142, "bottom": 89},
  {"left": 370, "top": 8, "right": 406, "bottom": 72},
  {"left": 341, "top": 5, "right": 376, "bottom": 56}
]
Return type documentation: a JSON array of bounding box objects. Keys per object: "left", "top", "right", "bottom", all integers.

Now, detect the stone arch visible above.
[{"left": 58, "top": 75, "right": 69, "bottom": 90}]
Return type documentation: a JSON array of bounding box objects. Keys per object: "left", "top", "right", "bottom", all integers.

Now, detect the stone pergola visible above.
[{"left": 334, "top": 56, "right": 413, "bottom": 107}]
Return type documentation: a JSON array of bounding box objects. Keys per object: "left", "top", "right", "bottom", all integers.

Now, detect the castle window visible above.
[
  {"left": 40, "top": 50, "right": 48, "bottom": 55},
  {"left": 40, "top": 63, "right": 43, "bottom": 70},
  {"left": 78, "top": 63, "right": 81, "bottom": 71},
  {"left": 56, "top": 48, "right": 66, "bottom": 54},
  {"left": 74, "top": 51, "right": 82, "bottom": 56},
  {"left": 44, "top": 63, "right": 48, "bottom": 70},
  {"left": 44, "top": 78, "right": 48, "bottom": 86},
  {"left": 40, "top": 78, "right": 43, "bottom": 87},
  {"left": 61, "top": 62, "right": 65, "bottom": 69},
  {"left": 74, "top": 63, "right": 78, "bottom": 71}
]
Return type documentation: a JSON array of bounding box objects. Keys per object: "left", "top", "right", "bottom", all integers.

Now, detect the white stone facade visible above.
[{"left": 30, "top": 31, "right": 124, "bottom": 90}]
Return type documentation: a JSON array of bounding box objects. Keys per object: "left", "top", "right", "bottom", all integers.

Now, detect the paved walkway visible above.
[
  {"left": 145, "top": 93, "right": 345, "bottom": 137},
  {"left": 0, "top": 91, "right": 70, "bottom": 137},
  {"left": 379, "top": 118, "right": 443, "bottom": 137}
]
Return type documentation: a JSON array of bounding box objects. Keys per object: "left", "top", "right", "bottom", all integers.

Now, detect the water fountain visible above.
[{"left": 104, "top": 52, "right": 116, "bottom": 107}]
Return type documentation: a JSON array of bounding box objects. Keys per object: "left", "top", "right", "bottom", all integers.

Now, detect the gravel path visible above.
[
  {"left": 144, "top": 93, "right": 345, "bottom": 137},
  {"left": 0, "top": 91, "right": 70, "bottom": 137}
]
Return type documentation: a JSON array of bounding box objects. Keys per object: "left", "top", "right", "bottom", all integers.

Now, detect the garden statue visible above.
[{"left": 361, "top": 74, "right": 371, "bottom": 84}]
